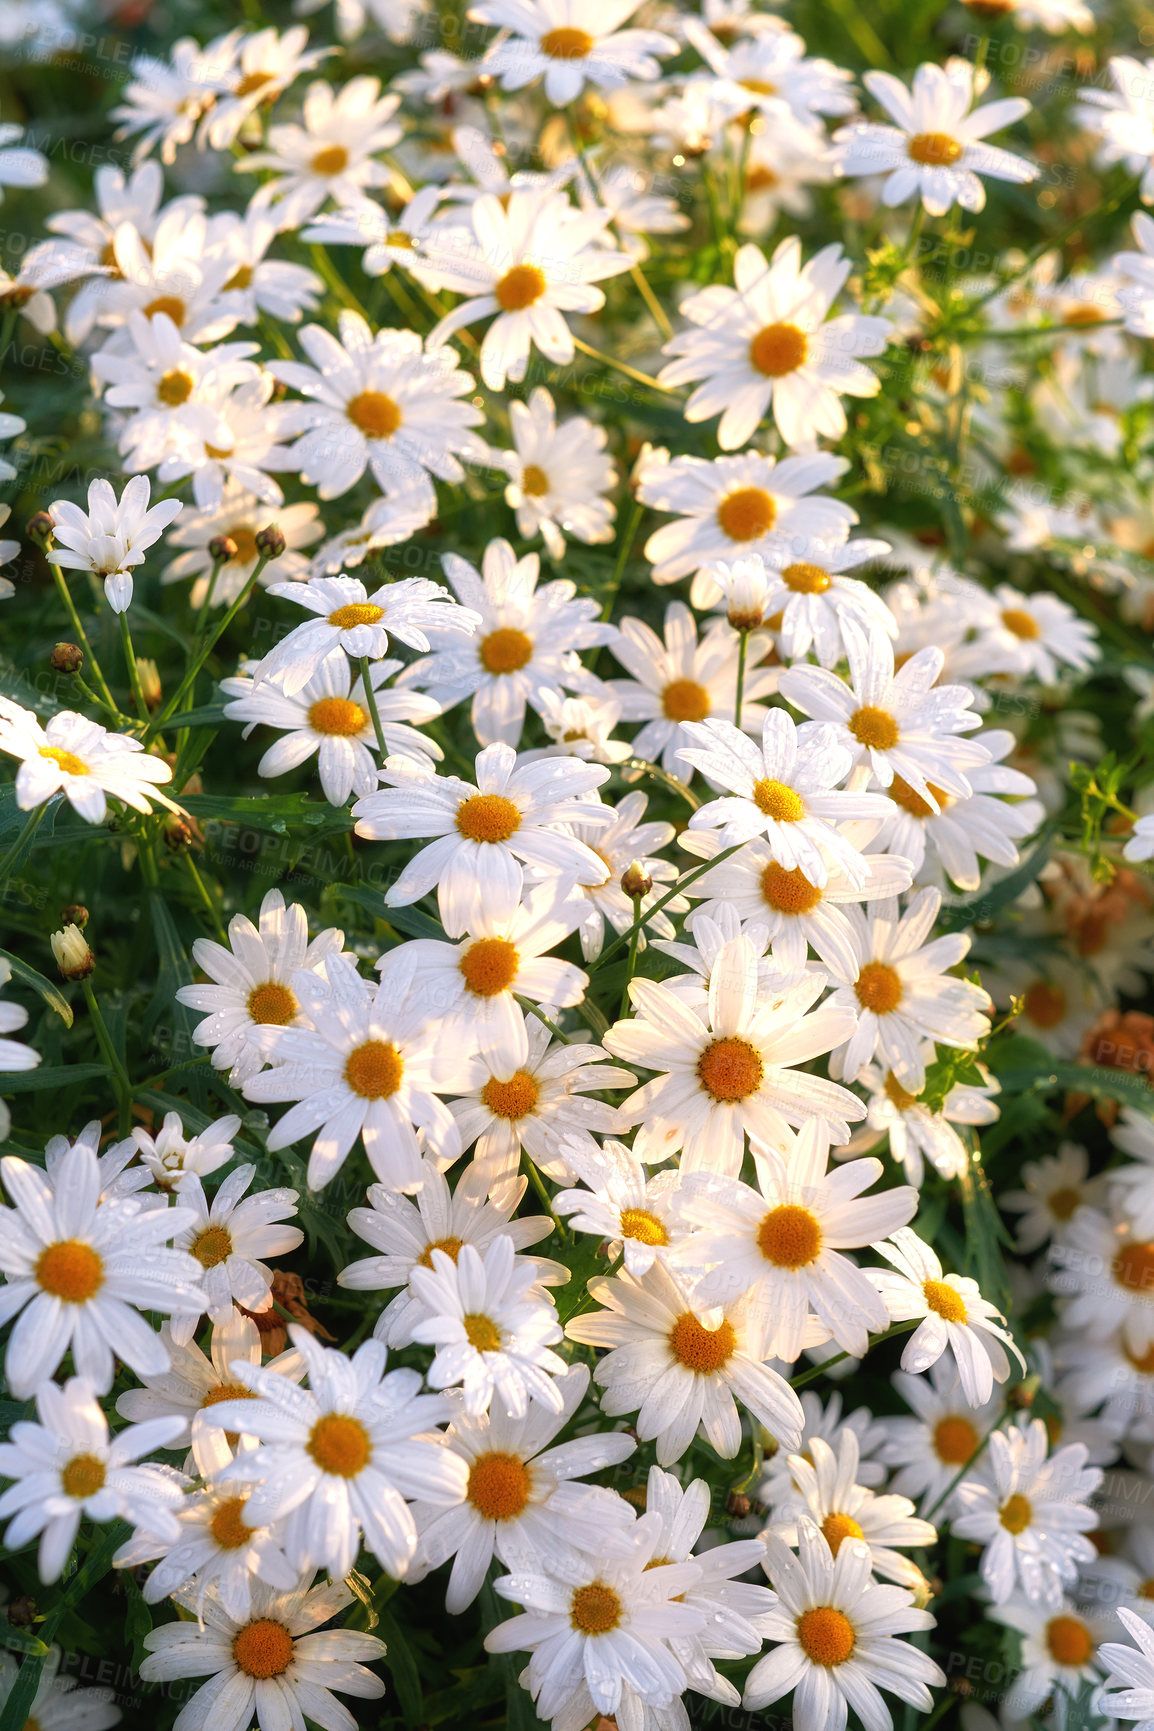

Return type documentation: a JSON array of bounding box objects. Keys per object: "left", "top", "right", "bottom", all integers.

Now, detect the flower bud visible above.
[
  {"left": 137, "top": 657, "right": 162, "bottom": 711},
  {"left": 208, "top": 534, "right": 239, "bottom": 564},
  {"left": 26, "top": 511, "right": 54, "bottom": 548},
  {"left": 49, "top": 642, "right": 84, "bottom": 673},
  {"left": 51, "top": 924, "right": 94, "bottom": 980},
  {"left": 254, "top": 523, "right": 286, "bottom": 559},
  {"left": 61, "top": 904, "right": 89, "bottom": 929},
  {"left": 621, "top": 859, "right": 652, "bottom": 899},
  {"left": 163, "top": 815, "right": 196, "bottom": 853}
]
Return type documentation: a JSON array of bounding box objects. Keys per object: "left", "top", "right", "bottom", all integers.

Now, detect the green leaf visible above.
[
  {"left": 935, "top": 827, "right": 1054, "bottom": 932},
  {"left": 0, "top": 1062, "right": 107, "bottom": 1095},
  {"left": 0, "top": 949, "right": 73, "bottom": 1028},
  {"left": 377, "top": 1609, "right": 423, "bottom": 1727},
  {"left": 182, "top": 792, "right": 351, "bottom": 835},
  {"left": 0, "top": 1628, "right": 48, "bottom": 1658}
]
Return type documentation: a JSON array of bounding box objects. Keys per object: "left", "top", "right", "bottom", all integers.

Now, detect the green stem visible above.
[
  {"left": 525, "top": 1157, "right": 568, "bottom": 1241},
  {"left": 570, "top": 336, "right": 677, "bottom": 396},
  {"left": 515, "top": 997, "right": 575, "bottom": 1046},
  {"left": 788, "top": 1319, "right": 919, "bottom": 1390},
  {"left": 0, "top": 802, "right": 48, "bottom": 881},
  {"left": 733, "top": 629, "right": 748, "bottom": 730},
  {"left": 358, "top": 656, "right": 390, "bottom": 757},
  {"left": 591, "top": 840, "right": 745, "bottom": 973},
  {"left": 81, "top": 977, "right": 133, "bottom": 1135},
  {"left": 73, "top": 674, "right": 135, "bottom": 727},
  {"left": 118, "top": 613, "right": 150, "bottom": 722},
  {"left": 148, "top": 552, "right": 273, "bottom": 737},
  {"left": 184, "top": 853, "right": 228, "bottom": 944},
  {"left": 922, "top": 1415, "right": 1003, "bottom": 1522},
  {"left": 619, "top": 893, "right": 643, "bottom": 1019},
  {"left": 49, "top": 564, "right": 115, "bottom": 710}
]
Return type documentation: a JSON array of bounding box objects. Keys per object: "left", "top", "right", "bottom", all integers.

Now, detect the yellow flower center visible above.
[
  {"left": 668, "top": 1311, "right": 737, "bottom": 1374},
  {"left": 855, "top": 961, "right": 903, "bottom": 1015},
  {"left": 758, "top": 1204, "right": 823, "bottom": 1268},
  {"left": 933, "top": 1414, "right": 979, "bottom": 1464},
  {"left": 464, "top": 1312, "right": 503, "bottom": 1352},
  {"left": 923, "top": 1278, "right": 968, "bottom": 1324},
  {"left": 888, "top": 775, "right": 949, "bottom": 819},
  {"left": 480, "top": 628, "right": 534, "bottom": 674},
  {"left": 1002, "top": 606, "right": 1040, "bottom": 640},
  {"left": 848, "top": 704, "right": 899, "bottom": 750},
  {"left": 781, "top": 562, "right": 831, "bottom": 594},
  {"left": 455, "top": 793, "right": 522, "bottom": 843},
  {"left": 327, "top": 602, "right": 385, "bottom": 629},
  {"left": 570, "top": 1582, "right": 623, "bottom": 1633},
  {"left": 697, "top": 1036, "right": 764, "bottom": 1102},
  {"left": 467, "top": 1450, "right": 531, "bottom": 1520},
  {"left": 1046, "top": 1615, "right": 1093, "bottom": 1667},
  {"left": 308, "top": 696, "right": 367, "bottom": 736},
  {"left": 307, "top": 1413, "right": 371, "bottom": 1477},
  {"left": 1023, "top": 980, "right": 1067, "bottom": 1029},
  {"left": 1048, "top": 1186, "right": 1081, "bottom": 1222},
  {"left": 232, "top": 1619, "right": 294, "bottom": 1679},
  {"left": 796, "top": 1606, "right": 856, "bottom": 1666},
  {"left": 821, "top": 1512, "right": 865, "bottom": 1555},
  {"left": 717, "top": 486, "right": 776, "bottom": 542},
  {"left": 999, "top": 1493, "right": 1032, "bottom": 1535},
  {"left": 661, "top": 678, "right": 711, "bottom": 723},
  {"left": 190, "top": 1225, "right": 233, "bottom": 1269},
  {"left": 459, "top": 936, "right": 521, "bottom": 997},
  {"left": 752, "top": 778, "right": 805, "bottom": 821},
  {"left": 907, "top": 132, "right": 963, "bottom": 167},
  {"left": 236, "top": 69, "right": 275, "bottom": 98},
  {"left": 495, "top": 265, "right": 547, "bottom": 311},
  {"left": 417, "top": 1235, "right": 465, "bottom": 1268},
  {"left": 144, "top": 295, "right": 187, "bottom": 327},
  {"left": 157, "top": 369, "right": 194, "bottom": 406},
  {"left": 749, "top": 322, "right": 808, "bottom": 378},
  {"left": 61, "top": 1453, "right": 106, "bottom": 1499},
  {"left": 521, "top": 463, "right": 549, "bottom": 496},
  {"left": 311, "top": 144, "right": 350, "bottom": 176},
  {"left": 739, "top": 77, "right": 777, "bottom": 95},
  {"left": 1115, "top": 1240, "right": 1154, "bottom": 1295},
  {"left": 200, "top": 1380, "right": 250, "bottom": 1409},
  {"left": 619, "top": 1207, "right": 669, "bottom": 1247},
  {"left": 346, "top": 390, "right": 402, "bottom": 439},
  {"left": 884, "top": 1070, "right": 920, "bottom": 1111},
  {"left": 760, "top": 861, "right": 823, "bottom": 916},
  {"left": 39, "top": 746, "right": 90, "bottom": 777},
  {"left": 210, "top": 1495, "right": 255, "bottom": 1550},
  {"left": 247, "top": 980, "right": 298, "bottom": 1025},
  {"left": 344, "top": 1040, "right": 404, "bottom": 1099},
  {"left": 36, "top": 1239, "right": 104, "bottom": 1303},
  {"left": 541, "top": 25, "right": 595, "bottom": 57},
  {"left": 481, "top": 1069, "right": 539, "bottom": 1118}
]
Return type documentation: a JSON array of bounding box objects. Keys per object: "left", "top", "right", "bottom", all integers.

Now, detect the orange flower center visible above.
[
  {"left": 247, "top": 981, "right": 298, "bottom": 1025},
  {"left": 61, "top": 1453, "right": 106, "bottom": 1499},
  {"left": 752, "top": 778, "right": 805, "bottom": 821},
  {"left": 210, "top": 1495, "right": 255, "bottom": 1550},
  {"left": 157, "top": 368, "right": 194, "bottom": 406},
  {"left": 346, "top": 390, "right": 402, "bottom": 439},
  {"left": 821, "top": 1512, "right": 865, "bottom": 1555},
  {"left": 1048, "top": 1186, "right": 1081, "bottom": 1222},
  {"left": 311, "top": 144, "right": 350, "bottom": 176},
  {"left": 1023, "top": 980, "right": 1067, "bottom": 1029},
  {"left": 464, "top": 1312, "right": 503, "bottom": 1352},
  {"left": 668, "top": 1312, "right": 737, "bottom": 1374},
  {"left": 848, "top": 704, "right": 899, "bottom": 750},
  {"left": 455, "top": 793, "right": 522, "bottom": 842},
  {"left": 740, "top": 77, "right": 777, "bottom": 95},
  {"left": 884, "top": 1070, "right": 919, "bottom": 1111},
  {"left": 1115, "top": 1240, "right": 1154, "bottom": 1294},
  {"left": 235, "top": 69, "right": 275, "bottom": 98},
  {"left": 907, "top": 132, "right": 963, "bottom": 166},
  {"left": 889, "top": 775, "right": 949, "bottom": 819},
  {"left": 781, "top": 562, "right": 831, "bottom": 594},
  {"left": 39, "top": 746, "right": 90, "bottom": 777},
  {"left": 760, "top": 861, "right": 823, "bottom": 915},
  {"left": 717, "top": 486, "right": 776, "bottom": 542},
  {"left": 1002, "top": 607, "right": 1040, "bottom": 640},
  {"left": 923, "top": 1278, "right": 967, "bottom": 1323},
  {"left": 855, "top": 961, "right": 903, "bottom": 1015},
  {"left": 232, "top": 1619, "right": 295, "bottom": 1679},
  {"left": 697, "top": 1036, "right": 764, "bottom": 1101},
  {"left": 481, "top": 1069, "right": 539, "bottom": 1118},
  {"left": 459, "top": 937, "right": 520, "bottom": 997},
  {"left": 344, "top": 1040, "right": 404, "bottom": 1099},
  {"left": 328, "top": 602, "right": 385, "bottom": 629},
  {"left": 1046, "top": 1615, "right": 1093, "bottom": 1666},
  {"left": 1127, "top": 1342, "right": 1154, "bottom": 1375},
  {"left": 933, "top": 1414, "right": 979, "bottom": 1464},
  {"left": 520, "top": 463, "right": 549, "bottom": 496},
  {"left": 143, "top": 294, "right": 187, "bottom": 325},
  {"left": 480, "top": 628, "right": 534, "bottom": 674},
  {"left": 467, "top": 1450, "right": 531, "bottom": 1520},
  {"left": 495, "top": 265, "right": 547, "bottom": 311},
  {"left": 190, "top": 1225, "right": 233, "bottom": 1269},
  {"left": 758, "top": 1204, "right": 822, "bottom": 1268},
  {"left": 1000, "top": 1493, "right": 1032, "bottom": 1534},
  {"left": 36, "top": 1240, "right": 104, "bottom": 1303},
  {"left": 661, "top": 678, "right": 711, "bottom": 722},
  {"left": 570, "top": 1582, "right": 623, "bottom": 1633},
  {"left": 417, "top": 1235, "right": 465, "bottom": 1268},
  {"left": 796, "top": 1606, "right": 856, "bottom": 1666},
  {"left": 749, "top": 322, "right": 808, "bottom": 377},
  {"left": 307, "top": 1413, "right": 371, "bottom": 1477},
  {"left": 226, "top": 524, "right": 259, "bottom": 563},
  {"left": 541, "top": 25, "right": 595, "bottom": 56},
  {"left": 308, "top": 696, "right": 367, "bottom": 736},
  {"left": 619, "top": 1207, "right": 669, "bottom": 1247}
]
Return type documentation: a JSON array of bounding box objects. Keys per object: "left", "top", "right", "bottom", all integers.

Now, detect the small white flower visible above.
[
  {"left": 473, "top": 0, "right": 677, "bottom": 106},
  {"left": 238, "top": 76, "right": 402, "bottom": 226},
  {"left": 498, "top": 387, "right": 618, "bottom": 558},
  {"left": 47, "top": 476, "right": 182, "bottom": 614},
  {"left": 554, "top": 1138, "right": 684, "bottom": 1275},
  {"left": 169, "top": 1165, "right": 303, "bottom": 1344},
  {"left": 1001, "top": 1140, "right": 1099, "bottom": 1252},
  {"left": 882, "top": 1360, "right": 1004, "bottom": 1515},
  {"left": 0, "top": 701, "right": 180, "bottom": 822},
  {"left": 773, "top": 1427, "right": 937, "bottom": 1589}
]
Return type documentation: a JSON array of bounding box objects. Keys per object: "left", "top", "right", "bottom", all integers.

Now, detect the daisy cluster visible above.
[{"left": 7, "top": 0, "right": 1154, "bottom": 1728}]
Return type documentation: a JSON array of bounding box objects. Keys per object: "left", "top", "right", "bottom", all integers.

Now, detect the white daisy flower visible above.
[
  {"left": 340, "top": 1158, "right": 559, "bottom": 1346},
  {"left": 870, "top": 1227, "right": 1024, "bottom": 1407},
  {"left": 242, "top": 949, "right": 468, "bottom": 1192},
  {"left": 303, "top": 181, "right": 445, "bottom": 279},
  {"left": 991, "top": 1595, "right": 1113, "bottom": 1727},
  {"left": 950, "top": 1417, "right": 1101, "bottom": 1606},
  {"left": 208, "top": 207, "right": 325, "bottom": 328},
  {"left": 674, "top": 1119, "right": 916, "bottom": 1362},
  {"left": 111, "top": 34, "right": 239, "bottom": 164},
  {"left": 251, "top": 571, "right": 480, "bottom": 697},
  {"left": 0, "top": 958, "right": 40, "bottom": 1126},
  {"left": 176, "top": 889, "right": 346, "bottom": 1089},
  {"left": 484, "top": 1507, "right": 704, "bottom": 1721},
  {"left": 0, "top": 1646, "right": 120, "bottom": 1731},
  {"left": 409, "top": 1232, "right": 568, "bottom": 1417},
  {"left": 638, "top": 450, "right": 856, "bottom": 591},
  {"left": 982, "top": 584, "right": 1100, "bottom": 683},
  {"left": 120, "top": 1473, "right": 298, "bottom": 1627},
  {"left": 881, "top": 1361, "right": 1004, "bottom": 1514},
  {"left": 1077, "top": 58, "right": 1154, "bottom": 207},
  {"left": 742, "top": 1527, "right": 945, "bottom": 1726},
  {"left": 1115, "top": 212, "right": 1154, "bottom": 337},
  {"left": 833, "top": 60, "right": 1037, "bottom": 216},
  {"left": 443, "top": 1013, "right": 634, "bottom": 1199},
  {"left": 238, "top": 76, "right": 402, "bottom": 227},
  {"left": 682, "top": 20, "right": 856, "bottom": 128},
  {"left": 604, "top": 933, "right": 864, "bottom": 1176},
  {"left": 169, "top": 1165, "right": 303, "bottom": 1345},
  {"left": 204, "top": 1323, "right": 467, "bottom": 1580},
  {"left": 269, "top": 312, "right": 485, "bottom": 501},
  {"left": 554, "top": 1138, "right": 684, "bottom": 1275},
  {"left": 1049, "top": 1206, "right": 1154, "bottom": 1359},
  {"left": 199, "top": 25, "right": 331, "bottom": 151},
  {"left": 825, "top": 886, "right": 992, "bottom": 1094},
  {"left": 659, "top": 238, "right": 891, "bottom": 451},
  {"left": 1053, "top": 1329, "right": 1154, "bottom": 1451},
  {"left": 677, "top": 709, "right": 894, "bottom": 887},
  {"left": 497, "top": 387, "right": 617, "bottom": 558},
  {"left": 743, "top": 536, "right": 899, "bottom": 666},
  {"left": 1099, "top": 1606, "right": 1154, "bottom": 1730},
  {"left": 759, "top": 1389, "right": 889, "bottom": 1511},
  {"left": 46, "top": 475, "right": 182, "bottom": 615},
  {"left": 161, "top": 487, "right": 323, "bottom": 609},
  {"left": 535, "top": 685, "right": 632, "bottom": 766},
  {"left": 353, "top": 740, "right": 612, "bottom": 936},
  {"left": 398, "top": 538, "right": 616, "bottom": 747},
  {"left": 1126, "top": 813, "right": 1154, "bottom": 865},
  {"left": 220, "top": 651, "right": 442, "bottom": 806},
  {"left": 1108, "top": 1109, "right": 1154, "bottom": 1239},
  {"left": 138, "top": 1576, "right": 389, "bottom": 1731},
  {"left": 0, "top": 110, "right": 48, "bottom": 204},
  {"left": 0, "top": 701, "right": 179, "bottom": 822},
  {"left": 605, "top": 601, "right": 779, "bottom": 779},
  {"left": 0, "top": 1140, "right": 204, "bottom": 1398},
  {"left": 1001, "top": 1141, "right": 1099, "bottom": 1252},
  {"left": 566, "top": 1258, "right": 805, "bottom": 1465},
  {"left": 473, "top": 0, "right": 676, "bottom": 105},
  {"left": 408, "top": 1360, "right": 637, "bottom": 1612},
  {"left": 422, "top": 187, "right": 634, "bottom": 390},
  {"left": 0, "top": 1376, "right": 185, "bottom": 1583},
  {"left": 854, "top": 1050, "right": 1000, "bottom": 1187},
  {"left": 774, "top": 1428, "right": 937, "bottom": 1589}
]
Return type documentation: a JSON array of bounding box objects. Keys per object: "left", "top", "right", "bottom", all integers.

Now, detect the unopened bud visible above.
[
  {"left": 254, "top": 523, "right": 286, "bottom": 558},
  {"left": 1010, "top": 1373, "right": 1041, "bottom": 1409},
  {"left": 62, "top": 904, "right": 89, "bottom": 929},
  {"left": 137, "top": 657, "right": 162, "bottom": 711},
  {"left": 164, "top": 815, "right": 195, "bottom": 853},
  {"left": 726, "top": 1492, "right": 751, "bottom": 1519},
  {"left": 50, "top": 642, "right": 84, "bottom": 673},
  {"left": 621, "top": 859, "right": 652, "bottom": 899},
  {"left": 26, "top": 511, "right": 54, "bottom": 548},
  {"left": 208, "top": 534, "right": 239, "bottom": 564},
  {"left": 51, "top": 925, "right": 94, "bottom": 980},
  {"left": 907, "top": 1570, "right": 935, "bottom": 1610}
]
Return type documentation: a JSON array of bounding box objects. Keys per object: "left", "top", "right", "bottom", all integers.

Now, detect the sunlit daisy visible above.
[
  {"left": 775, "top": 1428, "right": 937, "bottom": 1588},
  {"left": 474, "top": 0, "right": 677, "bottom": 105},
  {"left": 554, "top": 1138, "right": 684, "bottom": 1276},
  {"left": 168, "top": 1165, "right": 303, "bottom": 1344},
  {"left": 882, "top": 1361, "right": 1004, "bottom": 1514}
]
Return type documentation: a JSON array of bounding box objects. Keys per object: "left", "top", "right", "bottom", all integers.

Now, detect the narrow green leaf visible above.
[
  {"left": 0, "top": 949, "right": 73, "bottom": 1028},
  {"left": 376, "top": 1609, "right": 423, "bottom": 1727},
  {"left": 0, "top": 1062, "right": 107, "bottom": 1095}
]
